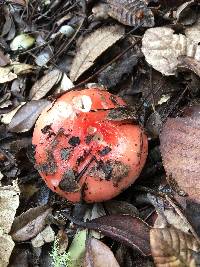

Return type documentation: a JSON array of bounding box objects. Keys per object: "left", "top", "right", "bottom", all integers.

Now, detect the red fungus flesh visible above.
[{"left": 32, "top": 87, "right": 148, "bottom": 203}]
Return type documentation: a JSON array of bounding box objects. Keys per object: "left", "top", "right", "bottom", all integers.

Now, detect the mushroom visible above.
[{"left": 32, "top": 86, "right": 148, "bottom": 203}]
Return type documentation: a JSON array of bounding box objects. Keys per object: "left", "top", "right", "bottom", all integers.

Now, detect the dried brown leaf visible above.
[
  {"left": 8, "top": 99, "right": 50, "bottom": 133},
  {"left": 160, "top": 111, "right": 200, "bottom": 203},
  {"left": 12, "top": 62, "right": 33, "bottom": 75},
  {"left": 0, "top": 233, "right": 15, "bottom": 267},
  {"left": 154, "top": 209, "right": 190, "bottom": 234},
  {"left": 0, "top": 181, "right": 20, "bottom": 234},
  {"left": 178, "top": 56, "right": 200, "bottom": 78},
  {"left": 31, "top": 225, "right": 55, "bottom": 248},
  {"left": 1, "top": 6, "right": 12, "bottom": 37},
  {"left": 142, "top": 27, "right": 200, "bottom": 75},
  {"left": 0, "top": 49, "right": 10, "bottom": 67},
  {"left": 29, "top": 69, "right": 62, "bottom": 100},
  {"left": 150, "top": 227, "right": 200, "bottom": 267},
  {"left": 0, "top": 67, "right": 17, "bottom": 83},
  {"left": 70, "top": 25, "right": 124, "bottom": 81},
  {"left": 84, "top": 238, "right": 120, "bottom": 267},
  {"left": 11, "top": 205, "right": 52, "bottom": 242},
  {"left": 78, "top": 214, "right": 151, "bottom": 256},
  {"left": 107, "top": 0, "right": 154, "bottom": 27},
  {"left": 0, "top": 182, "right": 20, "bottom": 267},
  {"left": 185, "top": 16, "right": 200, "bottom": 44},
  {"left": 1, "top": 102, "right": 25, "bottom": 125},
  {"left": 0, "top": 62, "right": 34, "bottom": 83}
]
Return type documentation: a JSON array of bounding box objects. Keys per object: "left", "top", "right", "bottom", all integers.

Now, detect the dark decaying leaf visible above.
[
  {"left": 8, "top": 99, "right": 50, "bottom": 133},
  {"left": 104, "top": 200, "right": 139, "bottom": 217},
  {"left": 1, "top": 6, "right": 12, "bottom": 37},
  {"left": 0, "top": 49, "right": 10, "bottom": 66},
  {"left": 150, "top": 227, "right": 200, "bottom": 267},
  {"left": 84, "top": 237, "right": 120, "bottom": 267},
  {"left": 76, "top": 214, "right": 151, "bottom": 256},
  {"left": 98, "top": 53, "right": 138, "bottom": 88},
  {"left": 146, "top": 111, "right": 163, "bottom": 138},
  {"left": 175, "top": 0, "right": 197, "bottom": 26},
  {"left": 11, "top": 205, "right": 52, "bottom": 242},
  {"left": 9, "top": 247, "right": 30, "bottom": 267},
  {"left": 178, "top": 56, "right": 200, "bottom": 78},
  {"left": 107, "top": 0, "right": 154, "bottom": 27}
]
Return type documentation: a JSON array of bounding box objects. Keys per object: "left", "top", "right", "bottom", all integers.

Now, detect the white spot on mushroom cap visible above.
[
  {"left": 45, "top": 101, "right": 75, "bottom": 124},
  {"left": 87, "top": 126, "right": 97, "bottom": 134},
  {"left": 73, "top": 95, "right": 92, "bottom": 112}
]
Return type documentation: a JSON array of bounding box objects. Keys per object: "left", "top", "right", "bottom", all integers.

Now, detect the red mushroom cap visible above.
[{"left": 32, "top": 87, "right": 148, "bottom": 203}]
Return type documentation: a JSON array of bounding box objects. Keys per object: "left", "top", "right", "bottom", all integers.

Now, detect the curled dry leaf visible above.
[
  {"left": 142, "top": 27, "right": 200, "bottom": 75},
  {"left": 84, "top": 238, "right": 120, "bottom": 267},
  {"left": 150, "top": 227, "right": 200, "bottom": 267},
  {"left": 31, "top": 225, "right": 55, "bottom": 248},
  {"left": 8, "top": 99, "right": 50, "bottom": 133},
  {"left": 11, "top": 205, "right": 52, "bottom": 242},
  {"left": 70, "top": 25, "right": 124, "bottom": 81},
  {"left": 0, "top": 62, "right": 34, "bottom": 83},
  {"left": 29, "top": 69, "right": 62, "bottom": 100},
  {"left": 98, "top": 53, "right": 138, "bottom": 88},
  {"left": 1, "top": 6, "right": 12, "bottom": 37},
  {"left": 160, "top": 107, "right": 200, "bottom": 203},
  {"left": 178, "top": 56, "right": 200, "bottom": 78},
  {"left": 0, "top": 181, "right": 20, "bottom": 267},
  {"left": 175, "top": 0, "right": 197, "bottom": 26},
  {"left": 107, "top": 0, "right": 154, "bottom": 27},
  {"left": 185, "top": 16, "right": 200, "bottom": 45},
  {"left": 154, "top": 209, "right": 190, "bottom": 234},
  {"left": 78, "top": 214, "right": 151, "bottom": 256},
  {"left": 1, "top": 103, "right": 25, "bottom": 125}
]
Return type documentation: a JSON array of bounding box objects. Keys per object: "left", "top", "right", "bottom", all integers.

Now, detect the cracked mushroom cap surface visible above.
[{"left": 32, "top": 87, "right": 148, "bottom": 203}]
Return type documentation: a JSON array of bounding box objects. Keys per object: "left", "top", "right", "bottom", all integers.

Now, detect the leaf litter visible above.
[
  {"left": 70, "top": 25, "right": 125, "bottom": 81},
  {"left": 0, "top": 181, "right": 20, "bottom": 267},
  {"left": 1, "top": 1, "right": 200, "bottom": 266}
]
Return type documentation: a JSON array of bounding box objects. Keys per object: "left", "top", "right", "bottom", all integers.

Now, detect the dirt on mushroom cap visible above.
[{"left": 32, "top": 87, "right": 148, "bottom": 203}]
